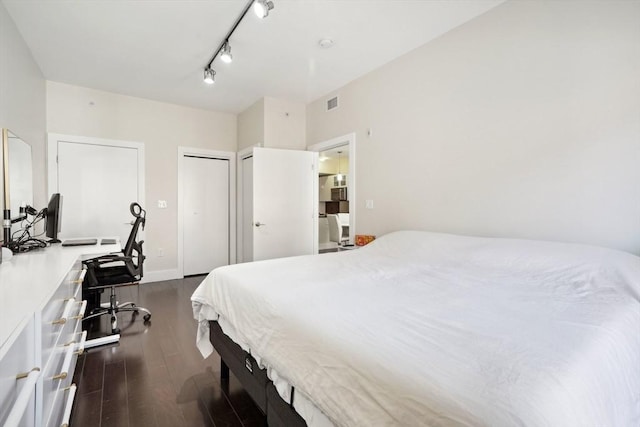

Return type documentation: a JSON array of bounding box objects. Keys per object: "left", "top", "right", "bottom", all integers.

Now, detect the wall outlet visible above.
[
  {"left": 158, "top": 200, "right": 167, "bottom": 208},
  {"left": 366, "top": 200, "right": 374, "bottom": 209}
]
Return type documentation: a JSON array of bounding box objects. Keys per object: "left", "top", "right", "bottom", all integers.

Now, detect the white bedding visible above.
[{"left": 192, "top": 231, "right": 640, "bottom": 427}]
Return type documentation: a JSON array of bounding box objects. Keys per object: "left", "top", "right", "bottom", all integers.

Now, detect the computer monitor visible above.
[{"left": 45, "top": 193, "right": 62, "bottom": 243}]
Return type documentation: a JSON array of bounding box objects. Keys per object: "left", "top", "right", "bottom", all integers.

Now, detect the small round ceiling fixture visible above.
[{"left": 319, "top": 38, "right": 334, "bottom": 49}]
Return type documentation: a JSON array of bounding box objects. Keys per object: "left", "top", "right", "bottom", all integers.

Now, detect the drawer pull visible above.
[
  {"left": 5, "top": 368, "right": 41, "bottom": 427},
  {"left": 51, "top": 372, "right": 67, "bottom": 380},
  {"left": 52, "top": 298, "right": 76, "bottom": 325},
  {"left": 75, "top": 331, "right": 88, "bottom": 355},
  {"left": 72, "top": 268, "right": 87, "bottom": 284},
  {"left": 16, "top": 366, "right": 41, "bottom": 380},
  {"left": 52, "top": 345, "right": 75, "bottom": 381},
  {"left": 60, "top": 383, "right": 77, "bottom": 427},
  {"left": 71, "top": 300, "right": 88, "bottom": 320}
]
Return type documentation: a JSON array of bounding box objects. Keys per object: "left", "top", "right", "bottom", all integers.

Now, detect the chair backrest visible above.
[
  {"left": 327, "top": 214, "right": 341, "bottom": 243},
  {"left": 123, "top": 202, "right": 145, "bottom": 256},
  {"left": 123, "top": 203, "right": 146, "bottom": 277}
]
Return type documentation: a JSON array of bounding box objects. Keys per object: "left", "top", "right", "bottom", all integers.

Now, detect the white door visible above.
[
  {"left": 242, "top": 155, "right": 254, "bottom": 262},
  {"left": 50, "top": 138, "right": 143, "bottom": 243},
  {"left": 251, "top": 147, "right": 317, "bottom": 261},
  {"left": 183, "top": 156, "right": 229, "bottom": 275}
]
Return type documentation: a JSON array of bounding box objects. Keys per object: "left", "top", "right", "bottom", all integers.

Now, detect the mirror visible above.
[{"left": 2, "top": 128, "right": 34, "bottom": 242}]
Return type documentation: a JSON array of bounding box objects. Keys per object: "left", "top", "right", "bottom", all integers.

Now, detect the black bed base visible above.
[{"left": 209, "top": 321, "right": 307, "bottom": 427}]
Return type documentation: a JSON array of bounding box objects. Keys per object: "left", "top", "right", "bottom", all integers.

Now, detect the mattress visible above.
[{"left": 192, "top": 230, "right": 640, "bottom": 427}]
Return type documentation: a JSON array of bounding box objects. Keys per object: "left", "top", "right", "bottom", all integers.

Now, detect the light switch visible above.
[
  {"left": 366, "top": 200, "right": 374, "bottom": 209},
  {"left": 158, "top": 200, "right": 167, "bottom": 209}
]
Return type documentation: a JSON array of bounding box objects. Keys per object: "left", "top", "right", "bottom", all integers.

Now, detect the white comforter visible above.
[{"left": 192, "top": 231, "right": 640, "bottom": 427}]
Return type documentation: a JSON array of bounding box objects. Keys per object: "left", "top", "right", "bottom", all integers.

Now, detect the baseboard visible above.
[{"left": 141, "top": 269, "right": 180, "bottom": 284}]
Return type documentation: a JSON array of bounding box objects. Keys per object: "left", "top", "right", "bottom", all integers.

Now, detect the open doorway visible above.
[{"left": 308, "top": 133, "right": 356, "bottom": 253}]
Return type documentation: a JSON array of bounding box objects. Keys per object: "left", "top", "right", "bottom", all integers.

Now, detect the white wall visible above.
[
  {"left": 238, "top": 96, "right": 306, "bottom": 151},
  {"left": 47, "top": 81, "right": 237, "bottom": 276},
  {"left": 238, "top": 98, "right": 264, "bottom": 151},
  {"left": 307, "top": 0, "right": 640, "bottom": 254},
  {"left": 264, "top": 97, "right": 306, "bottom": 150},
  {"left": 0, "top": 2, "right": 46, "bottom": 210}
]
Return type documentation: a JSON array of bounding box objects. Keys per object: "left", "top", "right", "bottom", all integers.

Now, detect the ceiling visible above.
[{"left": 3, "top": 0, "right": 504, "bottom": 114}]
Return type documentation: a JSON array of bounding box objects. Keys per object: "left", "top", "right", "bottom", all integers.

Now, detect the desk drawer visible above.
[
  {"left": 43, "top": 337, "right": 81, "bottom": 427},
  {"left": 46, "top": 382, "right": 77, "bottom": 427},
  {"left": 41, "top": 268, "right": 85, "bottom": 364},
  {"left": 41, "top": 307, "right": 85, "bottom": 427},
  {"left": 0, "top": 315, "right": 38, "bottom": 427}
]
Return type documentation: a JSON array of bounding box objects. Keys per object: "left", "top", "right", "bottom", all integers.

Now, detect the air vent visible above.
[{"left": 326, "top": 96, "right": 339, "bottom": 111}]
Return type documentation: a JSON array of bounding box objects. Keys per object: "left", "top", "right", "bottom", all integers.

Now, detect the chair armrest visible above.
[{"left": 83, "top": 254, "right": 133, "bottom": 267}]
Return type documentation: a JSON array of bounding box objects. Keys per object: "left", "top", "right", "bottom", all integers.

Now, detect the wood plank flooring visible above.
[{"left": 71, "top": 276, "right": 265, "bottom": 427}]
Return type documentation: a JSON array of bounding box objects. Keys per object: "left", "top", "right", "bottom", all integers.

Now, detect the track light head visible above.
[
  {"left": 220, "top": 42, "right": 233, "bottom": 64},
  {"left": 253, "top": 0, "right": 274, "bottom": 19},
  {"left": 203, "top": 67, "right": 216, "bottom": 84}
]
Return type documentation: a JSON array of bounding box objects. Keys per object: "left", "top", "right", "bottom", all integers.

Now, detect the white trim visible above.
[
  {"left": 177, "top": 146, "right": 236, "bottom": 279},
  {"left": 236, "top": 143, "right": 261, "bottom": 263},
  {"left": 46, "top": 132, "right": 146, "bottom": 239},
  {"left": 310, "top": 153, "right": 320, "bottom": 254},
  {"left": 307, "top": 132, "right": 357, "bottom": 247},
  {"left": 141, "top": 269, "right": 180, "bottom": 284}
]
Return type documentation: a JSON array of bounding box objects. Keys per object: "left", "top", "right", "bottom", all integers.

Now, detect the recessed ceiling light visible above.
[{"left": 319, "top": 38, "right": 334, "bottom": 49}]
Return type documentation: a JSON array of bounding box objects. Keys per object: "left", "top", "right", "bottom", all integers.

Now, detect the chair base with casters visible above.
[{"left": 83, "top": 281, "right": 151, "bottom": 335}]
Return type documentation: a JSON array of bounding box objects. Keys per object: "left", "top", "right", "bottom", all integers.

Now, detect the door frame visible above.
[
  {"left": 177, "top": 146, "right": 236, "bottom": 278},
  {"left": 236, "top": 144, "right": 262, "bottom": 263},
  {"left": 307, "top": 132, "right": 356, "bottom": 247}
]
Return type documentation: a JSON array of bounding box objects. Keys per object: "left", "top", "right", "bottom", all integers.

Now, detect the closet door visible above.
[
  {"left": 182, "top": 155, "right": 230, "bottom": 276},
  {"left": 50, "top": 137, "right": 143, "bottom": 244}
]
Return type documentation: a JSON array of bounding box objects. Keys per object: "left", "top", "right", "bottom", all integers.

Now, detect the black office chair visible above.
[{"left": 82, "top": 202, "right": 151, "bottom": 334}]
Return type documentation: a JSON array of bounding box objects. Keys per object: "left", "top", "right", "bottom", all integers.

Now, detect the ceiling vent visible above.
[{"left": 326, "top": 96, "right": 339, "bottom": 111}]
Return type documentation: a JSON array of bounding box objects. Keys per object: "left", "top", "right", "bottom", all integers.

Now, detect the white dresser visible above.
[{"left": 0, "top": 242, "right": 119, "bottom": 427}]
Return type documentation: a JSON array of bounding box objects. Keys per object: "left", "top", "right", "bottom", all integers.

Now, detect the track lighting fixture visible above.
[
  {"left": 220, "top": 41, "right": 233, "bottom": 64},
  {"left": 203, "top": 67, "right": 216, "bottom": 84},
  {"left": 253, "top": 0, "right": 274, "bottom": 19},
  {"left": 202, "top": 0, "right": 275, "bottom": 86}
]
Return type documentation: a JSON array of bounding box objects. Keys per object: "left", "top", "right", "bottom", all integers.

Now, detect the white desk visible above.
[
  {"left": 0, "top": 242, "right": 119, "bottom": 350},
  {"left": 0, "top": 241, "right": 119, "bottom": 427}
]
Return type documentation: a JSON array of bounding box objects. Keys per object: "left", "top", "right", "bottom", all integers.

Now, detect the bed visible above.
[{"left": 191, "top": 230, "right": 640, "bottom": 427}]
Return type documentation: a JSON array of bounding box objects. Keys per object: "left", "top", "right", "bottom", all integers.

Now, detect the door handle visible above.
[{"left": 255, "top": 221, "right": 266, "bottom": 227}]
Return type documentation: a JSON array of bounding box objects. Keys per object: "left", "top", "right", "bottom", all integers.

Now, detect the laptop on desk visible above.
[{"left": 61, "top": 238, "right": 98, "bottom": 247}]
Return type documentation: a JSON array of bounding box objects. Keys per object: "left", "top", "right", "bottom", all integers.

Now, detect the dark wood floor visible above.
[{"left": 71, "top": 276, "right": 265, "bottom": 427}]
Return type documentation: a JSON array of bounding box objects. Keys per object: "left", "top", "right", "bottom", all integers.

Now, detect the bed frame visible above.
[{"left": 209, "top": 321, "right": 307, "bottom": 427}]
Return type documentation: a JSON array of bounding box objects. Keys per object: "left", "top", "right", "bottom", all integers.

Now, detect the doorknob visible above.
[{"left": 255, "top": 221, "right": 266, "bottom": 227}]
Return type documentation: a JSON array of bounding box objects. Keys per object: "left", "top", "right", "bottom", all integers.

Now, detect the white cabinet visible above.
[
  {"left": 0, "top": 243, "right": 114, "bottom": 427},
  {"left": 40, "top": 265, "right": 85, "bottom": 427},
  {"left": 0, "top": 314, "right": 38, "bottom": 427}
]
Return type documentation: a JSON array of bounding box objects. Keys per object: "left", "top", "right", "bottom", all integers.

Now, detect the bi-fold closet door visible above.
[
  {"left": 177, "top": 147, "right": 236, "bottom": 278},
  {"left": 182, "top": 154, "right": 230, "bottom": 276}
]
